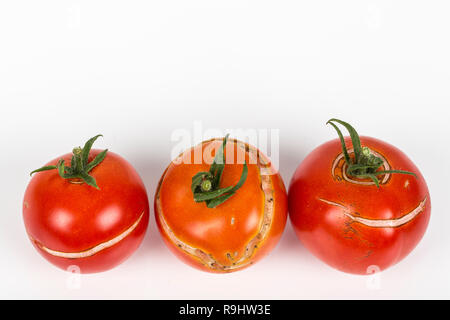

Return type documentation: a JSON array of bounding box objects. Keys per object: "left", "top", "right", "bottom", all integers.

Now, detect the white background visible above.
[{"left": 1, "top": 1, "right": 449, "bottom": 299}]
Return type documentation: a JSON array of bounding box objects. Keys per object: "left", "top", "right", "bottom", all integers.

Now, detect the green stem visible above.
[
  {"left": 30, "top": 135, "right": 108, "bottom": 189},
  {"left": 191, "top": 135, "right": 248, "bottom": 208},
  {"left": 73, "top": 147, "right": 84, "bottom": 172},
  {"left": 327, "top": 119, "right": 416, "bottom": 188}
]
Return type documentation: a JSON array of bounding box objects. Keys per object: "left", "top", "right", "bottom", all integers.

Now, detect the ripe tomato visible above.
[
  {"left": 155, "top": 136, "right": 288, "bottom": 273},
  {"left": 23, "top": 136, "right": 149, "bottom": 273},
  {"left": 288, "top": 119, "right": 431, "bottom": 275}
]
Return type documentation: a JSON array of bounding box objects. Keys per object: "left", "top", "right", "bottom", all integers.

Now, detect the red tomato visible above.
[
  {"left": 23, "top": 147, "right": 149, "bottom": 274},
  {"left": 289, "top": 134, "right": 431, "bottom": 275},
  {"left": 154, "top": 137, "right": 288, "bottom": 273}
]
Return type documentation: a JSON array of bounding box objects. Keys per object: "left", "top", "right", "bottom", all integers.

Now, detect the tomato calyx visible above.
[
  {"left": 30, "top": 134, "right": 108, "bottom": 189},
  {"left": 327, "top": 119, "right": 417, "bottom": 187},
  {"left": 191, "top": 134, "right": 248, "bottom": 208}
]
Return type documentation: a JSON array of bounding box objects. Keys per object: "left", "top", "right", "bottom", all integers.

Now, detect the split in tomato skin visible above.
[
  {"left": 155, "top": 138, "right": 288, "bottom": 273},
  {"left": 288, "top": 136, "right": 431, "bottom": 275},
  {"left": 23, "top": 149, "right": 150, "bottom": 274}
]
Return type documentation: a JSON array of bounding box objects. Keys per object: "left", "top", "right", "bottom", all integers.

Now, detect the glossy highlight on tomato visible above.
[
  {"left": 288, "top": 121, "right": 431, "bottom": 275},
  {"left": 23, "top": 138, "right": 149, "bottom": 274},
  {"left": 155, "top": 137, "right": 288, "bottom": 273}
]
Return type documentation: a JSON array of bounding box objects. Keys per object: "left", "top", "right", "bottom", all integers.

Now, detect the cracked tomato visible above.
[
  {"left": 23, "top": 135, "right": 149, "bottom": 273},
  {"left": 155, "top": 135, "right": 288, "bottom": 273},
  {"left": 288, "top": 119, "right": 431, "bottom": 275}
]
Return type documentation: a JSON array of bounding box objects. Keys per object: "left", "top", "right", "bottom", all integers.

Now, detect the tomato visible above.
[
  {"left": 23, "top": 136, "right": 149, "bottom": 274},
  {"left": 288, "top": 119, "right": 431, "bottom": 275},
  {"left": 154, "top": 136, "right": 288, "bottom": 273}
]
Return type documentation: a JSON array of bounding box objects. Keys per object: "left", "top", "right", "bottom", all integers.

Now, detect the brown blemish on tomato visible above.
[{"left": 364, "top": 250, "right": 373, "bottom": 259}]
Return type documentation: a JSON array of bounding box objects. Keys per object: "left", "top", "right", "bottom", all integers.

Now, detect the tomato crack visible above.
[
  {"left": 30, "top": 211, "right": 145, "bottom": 259},
  {"left": 318, "top": 198, "right": 428, "bottom": 228}
]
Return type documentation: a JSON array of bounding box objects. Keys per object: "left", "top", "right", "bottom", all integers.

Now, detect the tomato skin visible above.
[
  {"left": 23, "top": 150, "right": 149, "bottom": 274},
  {"left": 288, "top": 136, "right": 431, "bottom": 275},
  {"left": 155, "top": 138, "right": 288, "bottom": 273}
]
